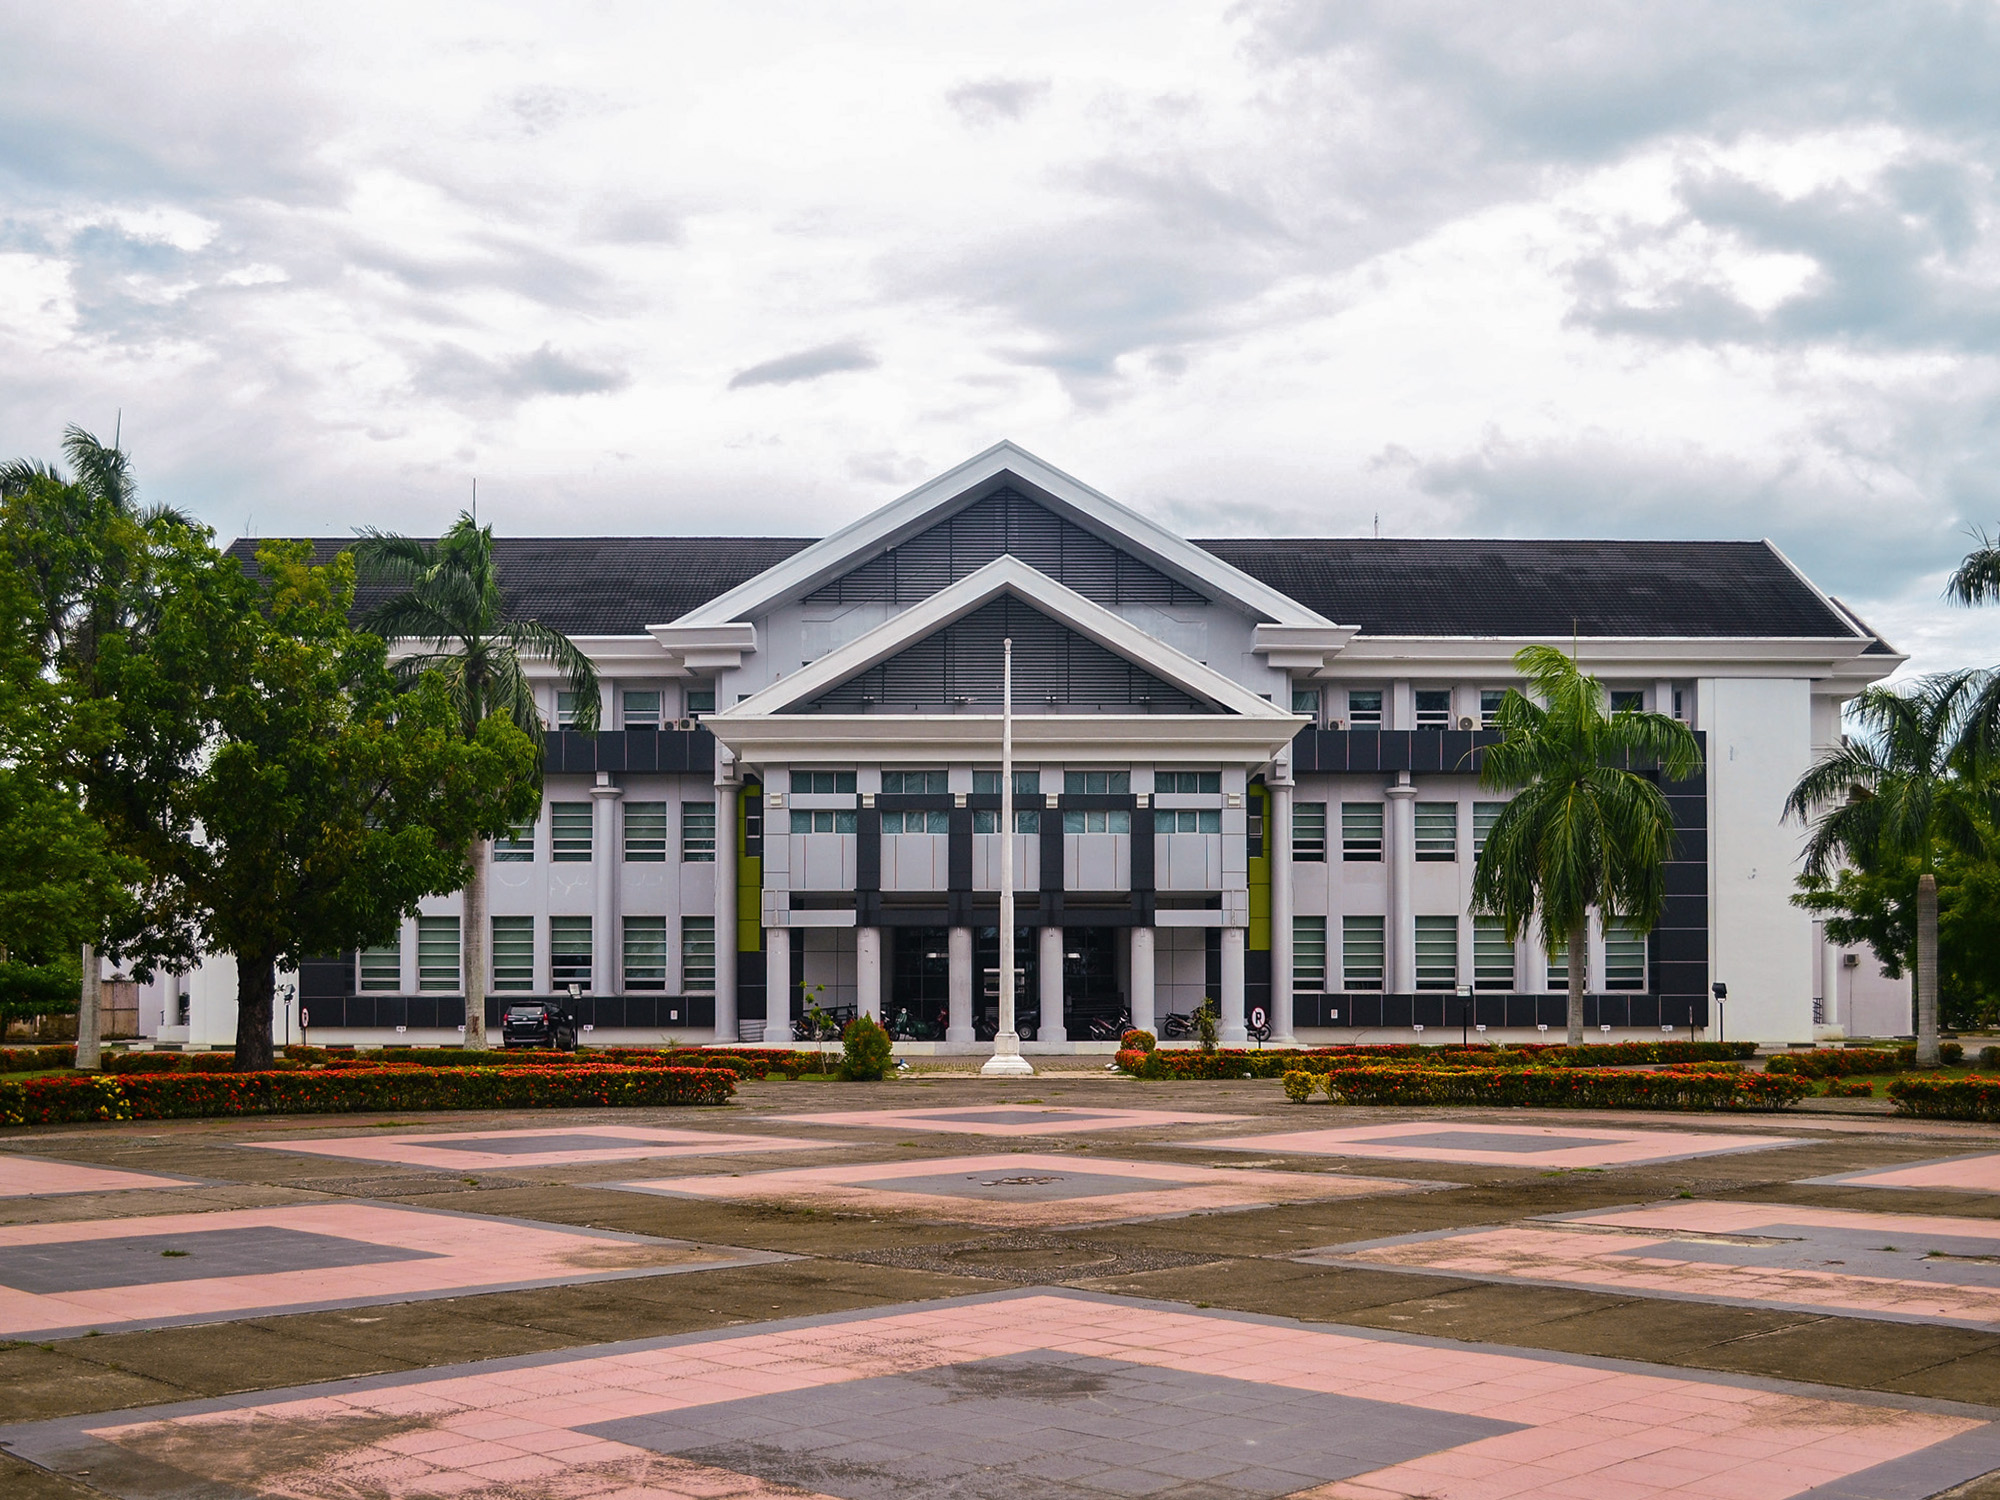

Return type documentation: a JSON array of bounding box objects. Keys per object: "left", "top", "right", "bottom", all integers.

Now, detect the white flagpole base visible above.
[{"left": 980, "top": 1036, "right": 1036, "bottom": 1076}]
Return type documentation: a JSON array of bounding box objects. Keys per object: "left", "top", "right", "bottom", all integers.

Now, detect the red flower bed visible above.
[
  {"left": 0, "top": 1045, "right": 77, "bottom": 1072},
  {"left": 0, "top": 1064, "right": 736, "bottom": 1125},
  {"left": 1320, "top": 1064, "right": 1808, "bottom": 1111},
  {"left": 1118, "top": 1039, "right": 1753, "bottom": 1081},
  {"left": 1887, "top": 1074, "right": 2000, "bottom": 1120}
]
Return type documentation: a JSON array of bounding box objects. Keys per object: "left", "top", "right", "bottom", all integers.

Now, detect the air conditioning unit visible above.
[
  {"left": 675, "top": 717, "right": 695, "bottom": 731},
  {"left": 1330, "top": 717, "right": 1346, "bottom": 730},
  {"left": 1458, "top": 716, "right": 1476, "bottom": 730},
  {"left": 1842, "top": 953, "right": 1860, "bottom": 968}
]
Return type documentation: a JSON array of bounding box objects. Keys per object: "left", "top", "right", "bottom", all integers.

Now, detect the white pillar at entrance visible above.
[
  {"left": 1386, "top": 774, "right": 1417, "bottom": 995},
  {"left": 765, "top": 925, "right": 790, "bottom": 1043},
  {"left": 1270, "top": 780, "right": 1296, "bottom": 1042},
  {"left": 1129, "top": 925, "right": 1156, "bottom": 1036},
  {"left": 947, "top": 926, "right": 974, "bottom": 1042},
  {"left": 1039, "top": 925, "right": 1065, "bottom": 1042},
  {"left": 1819, "top": 924, "right": 1843, "bottom": 1034},
  {"left": 856, "top": 925, "right": 882, "bottom": 1022},
  {"left": 714, "top": 781, "right": 738, "bottom": 1043},
  {"left": 1220, "top": 926, "right": 1247, "bottom": 1042},
  {"left": 591, "top": 773, "right": 622, "bottom": 999}
]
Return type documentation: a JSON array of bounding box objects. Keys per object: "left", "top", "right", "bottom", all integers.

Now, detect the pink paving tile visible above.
[
  {"left": 1313, "top": 1199, "right": 2000, "bottom": 1328},
  {"left": 1196, "top": 1120, "right": 1800, "bottom": 1168},
  {"left": 241, "top": 1124, "right": 822, "bottom": 1170},
  {"left": 4, "top": 1289, "right": 1991, "bottom": 1500},
  {"left": 602, "top": 1150, "right": 1432, "bottom": 1227},
  {"left": 0, "top": 1153, "right": 200, "bottom": 1198},
  {"left": 0, "top": 1202, "right": 779, "bottom": 1339},
  {"left": 1808, "top": 1151, "right": 2000, "bottom": 1194},
  {"left": 765, "top": 1103, "right": 1251, "bottom": 1136}
]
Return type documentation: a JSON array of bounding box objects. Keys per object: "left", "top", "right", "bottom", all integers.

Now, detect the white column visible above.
[
  {"left": 1220, "top": 926, "right": 1247, "bottom": 1041},
  {"left": 591, "top": 773, "right": 622, "bottom": 996},
  {"left": 1039, "top": 924, "right": 1065, "bottom": 1041},
  {"left": 856, "top": 925, "right": 882, "bottom": 1022},
  {"left": 765, "top": 925, "right": 790, "bottom": 1043},
  {"left": 714, "top": 781, "right": 738, "bottom": 1043},
  {"left": 1819, "top": 924, "right": 1843, "bottom": 1034},
  {"left": 947, "top": 926, "right": 974, "bottom": 1042},
  {"left": 1270, "top": 781, "right": 1295, "bottom": 1042},
  {"left": 1129, "top": 925, "right": 1156, "bottom": 1036},
  {"left": 1386, "top": 775, "right": 1417, "bottom": 994}
]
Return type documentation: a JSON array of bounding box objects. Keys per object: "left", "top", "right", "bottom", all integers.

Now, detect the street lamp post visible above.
[
  {"left": 983, "top": 638, "right": 1034, "bottom": 1077},
  {"left": 1457, "top": 982, "right": 1472, "bottom": 1048},
  {"left": 1712, "top": 981, "right": 1727, "bottom": 1043}
]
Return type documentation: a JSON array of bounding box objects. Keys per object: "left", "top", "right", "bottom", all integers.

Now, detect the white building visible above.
[{"left": 150, "top": 443, "right": 1898, "bottom": 1051}]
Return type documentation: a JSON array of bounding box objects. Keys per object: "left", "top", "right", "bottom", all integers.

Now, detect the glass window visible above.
[
  {"left": 1342, "top": 916, "right": 1385, "bottom": 990},
  {"left": 1414, "top": 802, "right": 1457, "bottom": 861},
  {"left": 623, "top": 803, "right": 667, "bottom": 862},
  {"left": 1347, "top": 689, "right": 1382, "bottom": 727},
  {"left": 1293, "top": 802, "right": 1327, "bottom": 861},
  {"left": 358, "top": 938, "right": 401, "bottom": 992},
  {"left": 1063, "top": 770, "right": 1129, "bottom": 795},
  {"left": 1605, "top": 920, "right": 1647, "bottom": 990},
  {"left": 1062, "top": 809, "right": 1132, "bottom": 833},
  {"left": 623, "top": 917, "right": 667, "bottom": 991},
  {"left": 684, "top": 685, "right": 716, "bottom": 715},
  {"left": 1548, "top": 940, "right": 1569, "bottom": 991},
  {"left": 1610, "top": 689, "right": 1644, "bottom": 714},
  {"left": 1415, "top": 915, "right": 1458, "bottom": 990},
  {"left": 1473, "top": 917, "right": 1514, "bottom": 991},
  {"left": 1156, "top": 771, "right": 1221, "bottom": 794},
  {"left": 621, "top": 690, "right": 661, "bottom": 727},
  {"left": 556, "top": 690, "right": 585, "bottom": 727},
  {"left": 883, "top": 809, "right": 950, "bottom": 834},
  {"left": 491, "top": 917, "right": 534, "bottom": 992},
  {"left": 881, "top": 770, "right": 948, "bottom": 795},
  {"left": 1480, "top": 689, "right": 1507, "bottom": 727},
  {"left": 790, "top": 770, "right": 856, "bottom": 794},
  {"left": 681, "top": 802, "right": 716, "bottom": 862},
  {"left": 1292, "top": 687, "right": 1321, "bottom": 717},
  {"left": 1294, "top": 916, "right": 1327, "bottom": 992},
  {"left": 973, "top": 770, "right": 1039, "bottom": 796},
  {"left": 1415, "top": 689, "right": 1453, "bottom": 728},
  {"left": 550, "top": 916, "right": 592, "bottom": 991},
  {"left": 1341, "top": 802, "right": 1384, "bottom": 862},
  {"left": 493, "top": 817, "right": 536, "bottom": 862},
  {"left": 681, "top": 916, "right": 715, "bottom": 993},
  {"left": 1160, "top": 809, "right": 1222, "bottom": 833},
  {"left": 417, "top": 916, "right": 460, "bottom": 992},
  {"left": 790, "top": 809, "right": 858, "bottom": 834},
  {"left": 973, "top": 809, "right": 1039, "bottom": 833},
  {"left": 1473, "top": 802, "right": 1505, "bottom": 857},
  {"left": 550, "top": 802, "right": 592, "bottom": 861}
]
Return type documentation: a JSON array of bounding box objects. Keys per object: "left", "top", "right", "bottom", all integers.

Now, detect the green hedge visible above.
[
  {"left": 0, "top": 1064, "right": 737, "bottom": 1125},
  {"left": 1768, "top": 1043, "right": 1963, "bottom": 1077},
  {"left": 1117, "top": 1039, "right": 1756, "bottom": 1080},
  {"left": 0, "top": 1045, "right": 76, "bottom": 1072},
  {"left": 1318, "top": 1064, "right": 1810, "bottom": 1111},
  {"left": 1887, "top": 1074, "right": 2000, "bottom": 1120}
]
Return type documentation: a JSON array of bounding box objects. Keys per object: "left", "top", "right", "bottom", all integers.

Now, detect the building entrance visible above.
[
  {"left": 888, "top": 927, "right": 949, "bottom": 1040},
  {"left": 975, "top": 925, "right": 1039, "bottom": 1041},
  {"left": 1062, "top": 926, "right": 1125, "bottom": 1038}
]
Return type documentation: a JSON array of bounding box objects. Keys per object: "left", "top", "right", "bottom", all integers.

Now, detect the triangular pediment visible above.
[{"left": 716, "top": 556, "right": 1296, "bottom": 722}]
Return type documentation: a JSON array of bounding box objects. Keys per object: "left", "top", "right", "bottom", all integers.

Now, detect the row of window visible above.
[
  {"left": 1292, "top": 915, "right": 1648, "bottom": 991},
  {"left": 791, "top": 770, "right": 1218, "bottom": 796},
  {"left": 1293, "top": 802, "right": 1504, "bottom": 862},
  {"left": 790, "top": 808, "right": 1169, "bottom": 835},
  {"left": 495, "top": 803, "right": 717, "bottom": 864},
  {"left": 554, "top": 687, "right": 716, "bottom": 728},
  {"left": 359, "top": 916, "right": 717, "bottom": 994},
  {"left": 1295, "top": 687, "right": 1663, "bottom": 728}
]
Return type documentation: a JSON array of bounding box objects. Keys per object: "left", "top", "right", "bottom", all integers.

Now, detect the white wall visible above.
[{"left": 1704, "top": 676, "right": 1816, "bottom": 1044}]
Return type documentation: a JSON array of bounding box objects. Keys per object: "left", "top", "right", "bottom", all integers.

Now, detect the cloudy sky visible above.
[{"left": 6, "top": 1, "right": 2000, "bottom": 673}]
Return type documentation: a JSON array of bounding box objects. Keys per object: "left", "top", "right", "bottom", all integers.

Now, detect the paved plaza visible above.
[{"left": 11, "top": 1073, "right": 2000, "bottom": 1498}]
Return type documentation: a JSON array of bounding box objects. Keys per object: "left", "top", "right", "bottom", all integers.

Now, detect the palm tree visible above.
[
  {"left": 354, "top": 515, "right": 599, "bottom": 1048},
  {"left": 1785, "top": 675, "right": 1990, "bottom": 1068},
  {"left": 1472, "top": 645, "right": 1704, "bottom": 1045}
]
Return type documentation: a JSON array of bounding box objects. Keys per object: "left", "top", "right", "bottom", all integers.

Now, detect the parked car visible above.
[{"left": 501, "top": 1000, "right": 578, "bottom": 1051}]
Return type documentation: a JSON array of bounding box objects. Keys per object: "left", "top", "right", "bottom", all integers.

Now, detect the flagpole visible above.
[{"left": 983, "top": 636, "right": 1033, "bottom": 1075}]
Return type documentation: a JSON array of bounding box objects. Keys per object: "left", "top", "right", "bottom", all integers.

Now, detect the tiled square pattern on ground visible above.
[
  {"left": 1197, "top": 1120, "right": 1800, "bottom": 1168},
  {"left": 768, "top": 1105, "right": 1250, "bottom": 1137},
  {"left": 5, "top": 1290, "right": 1997, "bottom": 1500},
  {"left": 243, "top": 1123, "right": 822, "bottom": 1170},
  {"left": 1807, "top": 1151, "right": 2000, "bottom": 1194},
  {"left": 605, "top": 1152, "right": 1429, "bottom": 1228},
  {"left": 0, "top": 1153, "right": 199, "bottom": 1198},
  {"left": 0, "top": 1202, "right": 777, "bottom": 1339},
  {"left": 1310, "top": 1200, "right": 2000, "bottom": 1329}
]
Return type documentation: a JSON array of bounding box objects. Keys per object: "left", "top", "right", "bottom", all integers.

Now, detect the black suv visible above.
[{"left": 501, "top": 1000, "right": 578, "bottom": 1051}]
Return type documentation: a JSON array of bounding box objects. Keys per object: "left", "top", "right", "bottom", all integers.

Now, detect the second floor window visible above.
[
  {"left": 358, "top": 938, "right": 400, "bottom": 992},
  {"left": 973, "top": 809, "right": 1040, "bottom": 833},
  {"left": 556, "top": 690, "right": 587, "bottom": 727},
  {"left": 1293, "top": 802, "right": 1327, "bottom": 861},
  {"left": 1415, "top": 689, "right": 1453, "bottom": 728},
  {"left": 883, "top": 809, "right": 949, "bottom": 833},
  {"left": 1480, "top": 688, "right": 1507, "bottom": 726},
  {"left": 492, "top": 818, "right": 535, "bottom": 862},
  {"left": 551, "top": 916, "right": 592, "bottom": 991},
  {"left": 550, "top": 802, "right": 592, "bottom": 861},
  {"left": 1473, "top": 802, "right": 1505, "bottom": 857},
  {"left": 623, "top": 917, "right": 667, "bottom": 991},
  {"left": 417, "top": 916, "right": 460, "bottom": 992},
  {"left": 1347, "top": 689, "right": 1382, "bottom": 727},
  {"left": 622, "top": 690, "right": 661, "bottom": 727},
  {"left": 624, "top": 803, "right": 667, "bottom": 862},
  {"left": 491, "top": 917, "right": 534, "bottom": 991},
  {"left": 1414, "top": 915, "right": 1457, "bottom": 990},
  {"left": 1156, "top": 772, "right": 1220, "bottom": 794},
  {"left": 1160, "top": 809, "right": 1221, "bottom": 832},
  {"left": 973, "top": 770, "right": 1039, "bottom": 796},
  {"left": 1064, "top": 770, "right": 1130, "bottom": 795},
  {"left": 1343, "top": 916, "right": 1384, "bottom": 990},
  {"left": 1294, "top": 916, "right": 1327, "bottom": 992},
  {"left": 1473, "top": 917, "right": 1514, "bottom": 991},
  {"left": 1605, "top": 920, "right": 1648, "bottom": 990},
  {"left": 1292, "top": 687, "right": 1321, "bottom": 717},
  {"left": 881, "top": 770, "right": 948, "bottom": 794},
  {"left": 1611, "top": 689, "right": 1645, "bottom": 714},
  {"left": 682, "top": 916, "right": 716, "bottom": 993},
  {"left": 1342, "top": 802, "right": 1383, "bottom": 861},
  {"left": 791, "top": 809, "right": 857, "bottom": 833},
  {"left": 1063, "top": 809, "right": 1131, "bottom": 833},
  {"left": 792, "top": 770, "right": 855, "bottom": 794},
  {"left": 1415, "top": 803, "right": 1458, "bottom": 861},
  {"left": 681, "top": 802, "right": 717, "bottom": 861}
]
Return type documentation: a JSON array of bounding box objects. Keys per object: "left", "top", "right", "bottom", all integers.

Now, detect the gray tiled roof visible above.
[{"left": 225, "top": 533, "right": 1877, "bottom": 646}]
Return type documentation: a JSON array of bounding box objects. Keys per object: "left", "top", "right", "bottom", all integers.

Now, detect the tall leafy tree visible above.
[
  {"left": 1785, "top": 675, "right": 1990, "bottom": 1068},
  {"left": 1472, "top": 645, "right": 1704, "bottom": 1045},
  {"left": 353, "top": 516, "right": 598, "bottom": 1049},
  {"left": 105, "top": 540, "right": 543, "bottom": 1070}
]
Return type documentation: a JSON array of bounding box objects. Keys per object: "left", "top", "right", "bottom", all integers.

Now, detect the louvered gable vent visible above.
[
  {"left": 804, "top": 485, "right": 1204, "bottom": 607},
  {"left": 792, "top": 594, "right": 1213, "bottom": 714}
]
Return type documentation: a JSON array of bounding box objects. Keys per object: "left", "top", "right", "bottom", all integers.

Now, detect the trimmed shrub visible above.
[
  {"left": 838, "top": 1015, "right": 894, "bottom": 1081},
  {"left": 0, "top": 1064, "right": 736, "bottom": 1126},
  {"left": 1116, "top": 1039, "right": 1754, "bottom": 1081},
  {"left": 1824, "top": 1079, "right": 1875, "bottom": 1097},
  {"left": 0, "top": 1045, "right": 77, "bottom": 1072},
  {"left": 1122, "top": 1029, "right": 1157, "bottom": 1053},
  {"left": 103, "top": 1052, "right": 272, "bottom": 1074},
  {"left": 1319, "top": 1064, "right": 1809, "bottom": 1111},
  {"left": 1887, "top": 1074, "right": 2000, "bottom": 1121},
  {"left": 1282, "top": 1070, "right": 1316, "bottom": 1104},
  {"left": 1766, "top": 1048, "right": 1903, "bottom": 1079}
]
